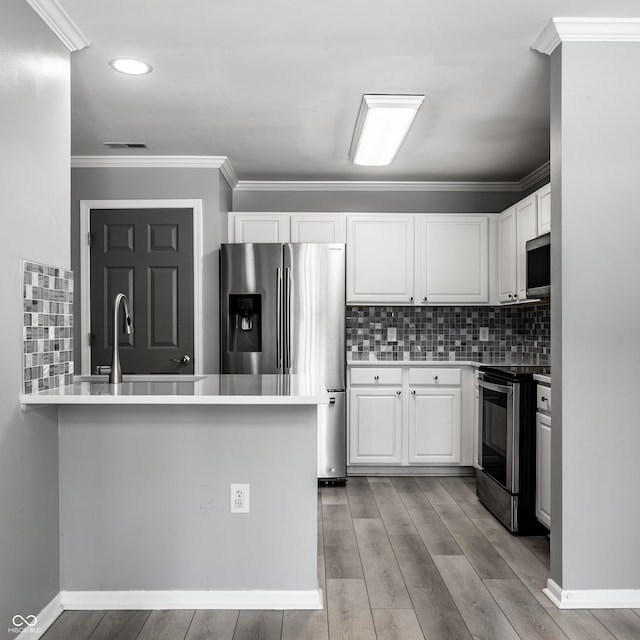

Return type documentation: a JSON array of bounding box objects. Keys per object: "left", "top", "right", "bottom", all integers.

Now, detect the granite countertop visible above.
[{"left": 20, "top": 374, "right": 329, "bottom": 407}]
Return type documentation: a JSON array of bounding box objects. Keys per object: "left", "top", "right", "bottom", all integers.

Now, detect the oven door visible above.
[{"left": 478, "top": 378, "right": 519, "bottom": 495}]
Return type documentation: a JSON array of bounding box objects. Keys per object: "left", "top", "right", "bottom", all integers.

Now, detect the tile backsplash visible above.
[
  {"left": 22, "top": 260, "right": 74, "bottom": 393},
  {"left": 347, "top": 303, "right": 550, "bottom": 364}
]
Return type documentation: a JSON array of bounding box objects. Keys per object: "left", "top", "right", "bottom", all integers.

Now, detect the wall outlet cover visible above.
[{"left": 230, "top": 483, "right": 250, "bottom": 514}]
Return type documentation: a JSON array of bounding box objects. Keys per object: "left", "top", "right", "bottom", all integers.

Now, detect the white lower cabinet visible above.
[
  {"left": 349, "top": 366, "right": 467, "bottom": 468},
  {"left": 349, "top": 386, "right": 403, "bottom": 464},
  {"left": 408, "top": 387, "right": 461, "bottom": 464},
  {"left": 536, "top": 411, "right": 552, "bottom": 528}
]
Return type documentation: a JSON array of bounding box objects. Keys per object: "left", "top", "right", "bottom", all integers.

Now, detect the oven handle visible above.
[{"left": 478, "top": 379, "right": 513, "bottom": 395}]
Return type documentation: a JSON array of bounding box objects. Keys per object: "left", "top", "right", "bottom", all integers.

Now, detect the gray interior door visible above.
[{"left": 90, "top": 208, "right": 194, "bottom": 374}]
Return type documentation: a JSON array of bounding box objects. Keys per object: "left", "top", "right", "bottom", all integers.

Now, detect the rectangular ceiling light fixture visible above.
[{"left": 349, "top": 94, "right": 425, "bottom": 166}]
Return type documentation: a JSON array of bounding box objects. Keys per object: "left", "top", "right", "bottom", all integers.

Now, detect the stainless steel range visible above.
[{"left": 476, "top": 365, "right": 549, "bottom": 535}]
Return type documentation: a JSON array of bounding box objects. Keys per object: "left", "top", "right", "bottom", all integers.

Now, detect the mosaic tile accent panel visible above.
[
  {"left": 347, "top": 302, "right": 550, "bottom": 364},
  {"left": 22, "top": 260, "right": 74, "bottom": 393}
]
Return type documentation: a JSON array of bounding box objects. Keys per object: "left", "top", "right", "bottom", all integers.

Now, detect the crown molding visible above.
[
  {"left": 71, "top": 156, "right": 549, "bottom": 194},
  {"left": 26, "top": 0, "right": 89, "bottom": 52},
  {"left": 71, "top": 155, "right": 238, "bottom": 188},
  {"left": 519, "top": 161, "right": 550, "bottom": 191},
  {"left": 233, "top": 180, "right": 523, "bottom": 193},
  {"left": 533, "top": 18, "right": 640, "bottom": 55}
]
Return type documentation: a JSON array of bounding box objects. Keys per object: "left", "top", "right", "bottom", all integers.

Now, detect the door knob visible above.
[{"left": 171, "top": 355, "right": 191, "bottom": 366}]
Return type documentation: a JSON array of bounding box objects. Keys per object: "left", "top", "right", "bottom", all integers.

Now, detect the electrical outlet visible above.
[
  {"left": 387, "top": 327, "right": 397, "bottom": 342},
  {"left": 230, "top": 483, "right": 250, "bottom": 513},
  {"left": 479, "top": 327, "right": 489, "bottom": 342}
]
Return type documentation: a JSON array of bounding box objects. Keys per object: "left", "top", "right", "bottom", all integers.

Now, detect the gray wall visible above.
[
  {"left": 232, "top": 188, "right": 524, "bottom": 213},
  {"left": 71, "top": 167, "right": 226, "bottom": 374},
  {"left": 59, "top": 405, "right": 317, "bottom": 591},
  {"left": 0, "top": 0, "right": 70, "bottom": 634},
  {"left": 552, "top": 42, "right": 640, "bottom": 591}
]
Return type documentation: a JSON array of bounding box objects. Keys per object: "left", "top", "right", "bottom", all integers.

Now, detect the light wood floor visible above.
[{"left": 43, "top": 476, "right": 640, "bottom": 640}]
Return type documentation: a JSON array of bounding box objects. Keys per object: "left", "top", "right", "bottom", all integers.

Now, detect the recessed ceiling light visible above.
[
  {"left": 349, "top": 94, "right": 425, "bottom": 166},
  {"left": 109, "top": 57, "right": 153, "bottom": 76}
]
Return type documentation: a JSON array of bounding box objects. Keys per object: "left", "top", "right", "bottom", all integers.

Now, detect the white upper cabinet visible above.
[
  {"left": 498, "top": 206, "right": 517, "bottom": 303},
  {"left": 290, "top": 214, "right": 346, "bottom": 243},
  {"left": 418, "top": 215, "right": 489, "bottom": 304},
  {"left": 515, "top": 194, "right": 538, "bottom": 301},
  {"left": 536, "top": 183, "right": 551, "bottom": 236},
  {"left": 497, "top": 184, "right": 551, "bottom": 304},
  {"left": 232, "top": 213, "right": 290, "bottom": 243},
  {"left": 347, "top": 215, "right": 415, "bottom": 305}
]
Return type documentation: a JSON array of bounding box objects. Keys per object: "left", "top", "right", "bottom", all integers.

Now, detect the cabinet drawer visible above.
[
  {"left": 408, "top": 368, "right": 461, "bottom": 386},
  {"left": 350, "top": 367, "right": 402, "bottom": 386},
  {"left": 537, "top": 384, "right": 551, "bottom": 413}
]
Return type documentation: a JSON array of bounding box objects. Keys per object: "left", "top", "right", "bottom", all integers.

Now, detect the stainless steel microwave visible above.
[{"left": 526, "top": 233, "right": 550, "bottom": 298}]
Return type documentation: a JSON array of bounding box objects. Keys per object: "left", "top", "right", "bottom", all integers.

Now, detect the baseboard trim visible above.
[
  {"left": 544, "top": 579, "right": 640, "bottom": 609},
  {"left": 60, "top": 589, "right": 323, "bottom": 610},
  {"left": 347, "top": 465, "right": 475, "bottom": 477},
  {"left": 13, "top": 592, "right": 63, "bottom": 639}
]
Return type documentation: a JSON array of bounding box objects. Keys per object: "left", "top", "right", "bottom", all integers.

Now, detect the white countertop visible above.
[
  {"left": 349, "top": 359, "right": 507, "bottom": 368},
  {"left": 20, "top": 374, "right": 329, "bottom": 406}
]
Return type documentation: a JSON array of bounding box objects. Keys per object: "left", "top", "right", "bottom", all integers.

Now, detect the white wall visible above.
[
  {"left": 552, "top": 42, "right": 640, "bottom": 593},
  {"left": 0, "top": 0, "right": 70, "bottom": 634},
  {"left": 232, "top": 187, "right": 521, "bottom": 213}
]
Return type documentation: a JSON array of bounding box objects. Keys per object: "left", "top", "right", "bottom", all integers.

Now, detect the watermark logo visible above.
[{"left": 9, "top": 614, "right": 41, "bottom": 634}]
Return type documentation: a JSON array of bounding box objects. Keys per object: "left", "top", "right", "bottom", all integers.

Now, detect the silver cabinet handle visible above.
[
  {"left": 433, "top": 375, "right": 439, "bottom": 381},
  {"left": 541, "top": 397, "right": 547, "bottom": 402},
  {"left": 422, "top": 297, "right": 427, "bottom": 302},
  {"left": 409, "top": 296, "right": 414, "bottom": 302},
  {"left": 171, "top": 355, "right": 191, "bottom": 366},
  {"left": 411, "top": 389, "right": 416, "bottom": 395},
  {"left": 374, "top": 375, "right": 379, "bottom": 381},
  {"left": 396, "top": 390, "right": 402, "bottom": 396}
]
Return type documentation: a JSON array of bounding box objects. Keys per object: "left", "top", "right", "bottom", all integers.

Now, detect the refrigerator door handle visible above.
[
  {"left": 276, "top": 267, "right": 282, "bottom": 370},
  {"left": 284, "top": 266, "right": 292, "bottom": 371}
]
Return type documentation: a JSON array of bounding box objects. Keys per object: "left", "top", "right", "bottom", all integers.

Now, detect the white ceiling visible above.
[{"left": 62, "top": 0, "right": 640, "bottom": 183}]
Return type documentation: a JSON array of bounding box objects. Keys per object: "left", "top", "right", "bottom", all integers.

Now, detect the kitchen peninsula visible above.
[{"left": 20, "top": 374, "right": 327, "bottom": 610}]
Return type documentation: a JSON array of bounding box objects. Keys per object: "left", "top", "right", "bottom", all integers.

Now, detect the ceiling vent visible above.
[{"left": 103, "top": 142, "right": 149, "bottom": 149}]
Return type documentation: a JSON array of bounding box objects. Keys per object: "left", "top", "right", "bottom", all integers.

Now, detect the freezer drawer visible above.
[{"left": 317, "top": 391, "right": 346, "bottom": 480}]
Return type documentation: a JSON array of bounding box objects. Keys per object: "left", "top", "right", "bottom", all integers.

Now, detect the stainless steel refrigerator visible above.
[{"left": 220, "top": 243, "right": 346, "bottom": 481}]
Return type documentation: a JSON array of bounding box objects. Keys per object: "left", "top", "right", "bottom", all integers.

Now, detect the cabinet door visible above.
[
  {"left": 515, "top": 194, "right": 538, "bottom": 300},
  {"left": 536, "top": 412, "right": 552, "bottom": 528},
  {"left": 536, "top": 184, "right": 551, "bottom": 236},
  {"left": 408, "top": 388, "right": 461, "bottom": 464},
  {"left": 498, "top": 207, "right": 517, "bottom": 302},
  {"left": 418, "top": 215, "right": 488, "bottom": 304},
  {"left": 290, "top": 214, "right": 346, "bottom": 243},
  {"left": 349, "top": 387, "right": 403, "bottom": 464},
  {"left": 347, "top": 216, "right": 415, "bottom": 304},
  {"left": 232, "top": 214, "right": 290, "bottom": 243}
]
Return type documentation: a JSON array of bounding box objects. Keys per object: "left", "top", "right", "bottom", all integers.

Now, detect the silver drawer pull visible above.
[
  {"left": 541, "top": 397, "right": 547, "bottom": 402},
  {"left": 374, "top": 375, "right": 379, "bottom": 381},
  {"left": 396, "top": 390, "right": 402, "bottom": 396},
  {"left": 433, "top": 375, "right": 439, "bottom": 381},
  {"left": 411, "top": 390, "right": 416, "bottom": 395}
]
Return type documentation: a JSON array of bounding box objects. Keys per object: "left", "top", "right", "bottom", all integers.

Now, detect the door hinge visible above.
[
  {"left": 89, "top": 332, "right": 96, "bottom": 347},
  {"left": 88, "top": 232, "right": 95, "bottom": 248}
]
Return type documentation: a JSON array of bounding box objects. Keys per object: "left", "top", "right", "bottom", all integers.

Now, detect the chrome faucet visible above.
[{"left": 109, "top": 292, "right": 134, "bottom": 384}]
